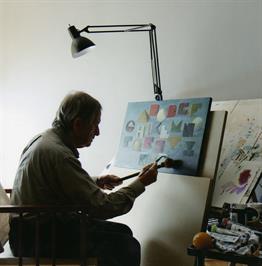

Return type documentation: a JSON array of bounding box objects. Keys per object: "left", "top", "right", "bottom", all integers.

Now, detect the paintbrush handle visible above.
[
  {"left": 120, "top": 164, "right": 164, "bottom": 181},
  {"left": 120, "top": 171, "right": 140, "bottom": 181}
]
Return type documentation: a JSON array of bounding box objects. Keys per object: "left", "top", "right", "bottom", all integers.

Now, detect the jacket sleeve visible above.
[{"left": 55, "top": 156, "right": 145, "bottom": 220}]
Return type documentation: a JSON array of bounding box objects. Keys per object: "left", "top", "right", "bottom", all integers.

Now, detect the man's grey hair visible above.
[{"left": 52, "top": 91, "right": 102, "bottom": 131}]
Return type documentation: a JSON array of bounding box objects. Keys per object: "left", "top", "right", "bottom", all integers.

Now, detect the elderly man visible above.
[{"left": 10, "top": 91, "right": 158, "bottom": 266}]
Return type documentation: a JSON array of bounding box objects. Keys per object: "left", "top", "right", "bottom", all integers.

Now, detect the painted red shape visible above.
[
  {"left": 149, "top": 104, "right": 159, "bottom": 116},
  {"left": 167, "top": 105, "right": 176, "bottom": 117},
  {"left": 238, "top": 169, "right": 251, "bottom": 185}
]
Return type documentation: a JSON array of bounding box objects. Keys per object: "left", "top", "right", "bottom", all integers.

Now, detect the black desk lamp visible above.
[{"left": 68, "top": 23, "right": 163, "bottom": 101}]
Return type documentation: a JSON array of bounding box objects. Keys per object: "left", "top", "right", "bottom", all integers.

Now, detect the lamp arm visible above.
[
  {"left": 80, "top": 24, "right": 153, "bottom": 33},
  {"left": 149, "top": 26, "right": 162, "bottom": 101},
  {"left": 77, "top": 24, "right": 163, "bottom": 101}
]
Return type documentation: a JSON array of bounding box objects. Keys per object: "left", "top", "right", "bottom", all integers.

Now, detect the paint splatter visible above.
[{"left": 239, "top": 169, "right": 251, "bottom": 185}]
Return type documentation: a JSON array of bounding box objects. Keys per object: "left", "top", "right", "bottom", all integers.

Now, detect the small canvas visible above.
[{"left": 114, "top": 97, "right": 212, "bottom": 176}]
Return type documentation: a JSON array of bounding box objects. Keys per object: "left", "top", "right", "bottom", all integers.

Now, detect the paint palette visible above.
[{"left": 114, "top": 97, "right": 212, "bottom": 176}]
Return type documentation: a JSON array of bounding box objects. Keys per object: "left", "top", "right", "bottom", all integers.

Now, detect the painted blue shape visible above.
[{"left": 183, "top": 123, "right": 195, "bottom": 137}]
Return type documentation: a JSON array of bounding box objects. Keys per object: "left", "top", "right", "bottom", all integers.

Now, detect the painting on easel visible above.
[
  {"left": 211, "top": 99, "right": 262, "bottom": 207},
  {"left": 212, "top": 160, "right": 262, "bottom": 207},
  {"left": 114, "top": 97, "right": 212, "bottom": 176}
]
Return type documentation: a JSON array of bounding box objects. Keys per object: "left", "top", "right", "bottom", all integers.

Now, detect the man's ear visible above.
[{"left": 72, "top": 117, "right": 83, "bottom": 136}]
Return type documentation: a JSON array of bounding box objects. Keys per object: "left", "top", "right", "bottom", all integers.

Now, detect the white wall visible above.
[
  {"left": 0, "top": 2, "right": 4, "bottom": 187},
  {"left": 0, "top": 0, "right": 262, "bottom": 189}
]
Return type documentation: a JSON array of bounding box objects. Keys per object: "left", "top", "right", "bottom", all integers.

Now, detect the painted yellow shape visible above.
[
  {"left": 138, "top": 110, "right": 149, "bottom": 123},
  {"left": 133, "top": 139, "right": 142, "bottom": 151},
  {"left": 191, "top": 103, "right": 202, "bottom": 115},
  {"left": 168, "top": 136, "right": 182, "bottom": 148}
]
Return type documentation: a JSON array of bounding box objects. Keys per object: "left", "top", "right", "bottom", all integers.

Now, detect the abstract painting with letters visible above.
[{"left": 114, "top": 97, "right": 212, "bottom": 176}]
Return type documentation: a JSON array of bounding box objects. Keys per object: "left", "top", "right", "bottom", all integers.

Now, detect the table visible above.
[{"left": 187, "top": 245, "right": 262, "bottom": 266}]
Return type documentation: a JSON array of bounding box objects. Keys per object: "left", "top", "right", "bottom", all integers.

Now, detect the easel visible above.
[
  {"left": 189, "top": 99, "right": 262, "bottom": 266},
  {"left": 104, "top": 110, "right": 227, "bottom": 266}
]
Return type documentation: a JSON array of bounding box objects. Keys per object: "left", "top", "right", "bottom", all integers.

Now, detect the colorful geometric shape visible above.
[
  {"left": 156, "top": 108, "right": 166, "bottom": 122},
  {"left": 149, "top": 104, "right": 160, "bottom": 116},
  {"left": 138, "top": 153, "right": 151, "bottom": 166},
  {"left": 167, "top": 105, "right": 176, "bottom": 118},
  {"left": 191, "top": 103, "right": 202, "bottom": 115},
  {"left": 192, "top": 117, "right": 203, "bottom": 130},
  {"left": 168, "top": 136, "right": 182, "bottom": 148},
  {"left": 144, "top": 137, "right": 154, "bottom": 149},
  {"left": 138, "top": 110, "right": 149, "bottom": 123},
  {"left": 178, "top": 102, "right": 190, "bottom": 115},
  {"left": 159, "top": 124, "right": 169, "bottom": 139},
  {"left": 171, "top": 120, "right": 183, "bottom": 132},
  {"left": 183, "top": 123, "right": 195, "bottom": 137},
  {"left": 154, "top": 140, "right": 165, "bottom": 153},
  {"left": 183, "top": 140, "right": 195, "bottom": 156},
  {"left": 125, "top": 120, "right": 135, "bottom": 132},
  {"left": 136, "top": 125, "right": 145, "bottom": 138},
  {"left": 132, "top": 139, "right": 142, "bottom": 151},
  {"left": 123, "top": 136, "right": 133, "bottom": 147}
]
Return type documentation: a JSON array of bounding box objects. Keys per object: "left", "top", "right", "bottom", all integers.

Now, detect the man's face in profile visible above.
[{"left": 73, "top": 112, "right": 101, "bottom": 148}]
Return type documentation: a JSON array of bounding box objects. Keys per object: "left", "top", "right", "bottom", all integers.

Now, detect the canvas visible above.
[
  {"left": 101, "top": 110, "right": 226, "bottom": 266},
  {"left": 212, "top": 160, "right": 262, "bottom": 207},
  {"left": 114, "top": 98, "right": 212, "bottom": 176},
  {"left": 211, "top": 99, "right": 262, "bottom": 207}
]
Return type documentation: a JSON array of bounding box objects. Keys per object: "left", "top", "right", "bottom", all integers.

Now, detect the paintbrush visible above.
[{"left": 120, "top": 157, "right": 183, "bottom": 181}]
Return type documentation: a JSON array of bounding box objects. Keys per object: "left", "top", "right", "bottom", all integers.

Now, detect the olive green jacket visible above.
[{"left": 11, "top": 128, "right": 145, "bottom": 219}]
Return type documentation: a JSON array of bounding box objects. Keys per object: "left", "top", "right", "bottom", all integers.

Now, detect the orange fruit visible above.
[{"left": 192, "top": 232, "right": 213, "bottom": 249}]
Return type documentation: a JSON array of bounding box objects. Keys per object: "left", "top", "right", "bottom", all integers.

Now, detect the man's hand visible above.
[
  {"left": 138, "top": 163, "right": 158, "bottom": 186},
  {"left": 96, "top": 175, "right": 123, "bottom": 190}
]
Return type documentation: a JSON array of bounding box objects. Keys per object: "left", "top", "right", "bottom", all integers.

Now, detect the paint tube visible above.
[
  {"left": 223, "top": 221, "right": 261, "bottom": 245},
  {"left": 248, "top": 233, "right": 259, "bottom": 245},
  {"left": 208, "top": 231, "right": 240, "bottom": 243},
  {"left": 215, "top": 241, "right": 258, "bottom": 255},
  {"left": 210, "top": 224, "right": 241, "bottom": 237},
  {"left": 210, "top": 224, "right": 250, "bottom": 243},
  {"left": 230, "top": 223, "right": 252, "bottom": 234},
  {"left": 214, "top": 240, "right": 241, "bottom": 252},
  {"left": 235, "top": 242, "right": 259, "bottom": 256},
  {"left": 222, "top": 219, "right": 252, "bottom": 234},
  {"left": 235, "top": 245, "right": 252, "bottom": 255}
]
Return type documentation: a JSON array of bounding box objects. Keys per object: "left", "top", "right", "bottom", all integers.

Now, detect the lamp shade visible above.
[
  {"left": 68, "top": 25, "right": 95, "bottom": 58},
  {"left": 71, "top": 36, "right": 95, "bottom": 58}
]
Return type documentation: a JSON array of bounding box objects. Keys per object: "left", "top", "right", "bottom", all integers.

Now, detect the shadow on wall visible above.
[{"left": 142, "top": 235, "right": 195, "bottom": 266}]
